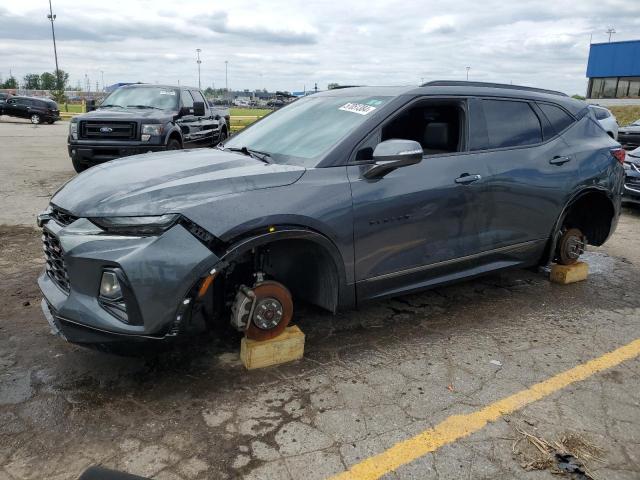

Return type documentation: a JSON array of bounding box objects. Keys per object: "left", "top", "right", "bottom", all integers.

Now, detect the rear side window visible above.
[
  {"left": 482, "top": 100, "right": 542, "bottom": 148},
  {"left": 539, "top": 103, "right": 575, "bottom": 133}
]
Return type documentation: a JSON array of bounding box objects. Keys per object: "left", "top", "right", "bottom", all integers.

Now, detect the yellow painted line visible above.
[{"left": 330, "top": 338, "right": 640, "bottom": 480}]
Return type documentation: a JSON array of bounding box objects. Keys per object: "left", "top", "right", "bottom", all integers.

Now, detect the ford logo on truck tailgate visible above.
[{"left": 100, "top": 127, "right": 113, "bottom": 133}]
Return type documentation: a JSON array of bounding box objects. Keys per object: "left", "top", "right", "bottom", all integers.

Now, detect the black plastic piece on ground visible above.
[{"left": 78, "top": 466, "right": 150, "bottom": 480}]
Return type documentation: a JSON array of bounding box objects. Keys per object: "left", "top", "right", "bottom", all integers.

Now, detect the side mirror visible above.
[
  {"left": 363, "top": 139, "right": 423, "bottom": 179},
  {"left": 193, "top": 101, "right": 205, "bottom": 117}
]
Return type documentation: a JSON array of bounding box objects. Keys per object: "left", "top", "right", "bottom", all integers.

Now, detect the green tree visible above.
[
  {"left": 327, "top": 83, "right": 340, "bottom": 90},
  {"left": 40, "top": 72, "right": 57, "bottom": 90},
  {"left": 1, "top": 76, "right": 18, "bottom": 89},
  {"left": 23, "top": 73, "right": 41, "bottom": 89},
  {"left": 40, "top": 70, "right": 69, "bottom": 90}
]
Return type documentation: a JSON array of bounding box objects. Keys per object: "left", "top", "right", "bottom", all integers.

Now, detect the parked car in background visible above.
[
  {"left": 1, "top": 96, "right": 60, "bottom": 124},
  {"left": 38, "top": 81, "right": 624, "bottom": 349},
  {"left": 0, "top": 92, "right": 11, "bottom": 113},
  {"left": 589, "top": 105, "right": 618, "bottom": 140},
  {"left": 623, "top": 147, "right": 640, "bottom": 205},
  {"left": 618, "top": 119, "right": 640, "bottom": 149},
  {"left": 68, "top": 84, "right": 230, "bottom": 173}
]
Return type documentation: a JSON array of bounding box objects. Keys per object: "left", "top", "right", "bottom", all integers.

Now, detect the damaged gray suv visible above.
[{"left": 38, "top": 81, "right": 625, "bottom": 348}]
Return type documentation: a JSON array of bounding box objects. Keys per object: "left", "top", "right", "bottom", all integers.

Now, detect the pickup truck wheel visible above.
[
  {"left": 30, "top": 114, "right": 41, "bottom": 124},
  {"left": 217, "top": 128, "right": 227, "bottom": 145},
  {"left": 556, "top": 228, "right": 586, "bottom": 265},
  {"left": 245, "top": 281, "right": 293, "bottom": 341},
  {"left": 72, "top": 156, "right": 88, "bottom": 173},
  {"left": 167, "top": 139, "right": 181, "bottom": 150}
]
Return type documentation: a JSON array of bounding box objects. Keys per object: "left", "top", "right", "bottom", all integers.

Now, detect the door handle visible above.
[
  {"left": 549, "top": 155, "right": 571, "bottom": 165},
  {"left": 455, "top": 173, "right": 482, "bottom": 184}
]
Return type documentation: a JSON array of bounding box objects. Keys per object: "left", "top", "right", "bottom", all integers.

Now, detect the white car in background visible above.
[{"left": 589, "top": 105, "right": 618, "bottom": 140}]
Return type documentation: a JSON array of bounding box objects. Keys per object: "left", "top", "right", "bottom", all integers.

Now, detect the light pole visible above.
[
  {"left": 225, "top": 60, "right": 229, "bottom": 92},
  {"left": 466, "top": 66, "right": 470, "bottom": 81},
  {"left": 47, "top": 0, "right": 62, "bottom": 93},
  {"left": 606, "top": 27, "right": 616, "bottom": 42},
  {"left": 196, "top": 49, "right": 202, "bottom": 90}
]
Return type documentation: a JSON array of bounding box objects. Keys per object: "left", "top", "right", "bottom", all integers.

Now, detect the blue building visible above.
[{"left": 586, "top": 40, "right": 640, "bottom": 99}]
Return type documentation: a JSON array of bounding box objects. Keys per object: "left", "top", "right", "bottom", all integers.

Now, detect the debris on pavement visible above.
[{"left": 512, "top": 425, "right": 604, "bottom": 479}]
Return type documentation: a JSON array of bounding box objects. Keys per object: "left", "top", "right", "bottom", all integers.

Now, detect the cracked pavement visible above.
[{"left": 1, "top": 120, "right": 639, "bottom": 479}]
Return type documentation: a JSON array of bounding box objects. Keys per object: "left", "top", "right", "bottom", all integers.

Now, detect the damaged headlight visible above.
[{"left": 91, "top": 214, "right": 179, "bottom": 236}]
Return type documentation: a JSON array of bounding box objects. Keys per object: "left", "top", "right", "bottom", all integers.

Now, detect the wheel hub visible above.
[
  {"left": 253, "top": 298, "right": 284, "bottom": 330},
  {"left": 564, "top": 235, "right": 584, "bottom": 260}
]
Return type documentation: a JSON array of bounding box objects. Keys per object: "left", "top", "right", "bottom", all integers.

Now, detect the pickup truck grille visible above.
[
  {"left": 79, "top": 121, "right": 137, "bottom": 140},
  {"left": 42, "top": 230, "right": 70, "bottom": 293}
]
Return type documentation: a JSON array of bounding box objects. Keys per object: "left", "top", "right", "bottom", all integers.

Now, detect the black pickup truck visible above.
[{"left": 68, "top": 84, "right": 230, "bottom": 172}]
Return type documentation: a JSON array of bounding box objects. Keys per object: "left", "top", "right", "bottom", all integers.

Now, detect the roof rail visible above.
[
  {"left": 328, "top": 85, "right": 362, "bottom": 90},
  {"left": 421, "top": 80, "right": 568, "bottom": 97}
]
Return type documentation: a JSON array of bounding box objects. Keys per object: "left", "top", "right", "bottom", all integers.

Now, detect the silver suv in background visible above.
[{"left": 589, "top": 105, "right": 618, "bottom": 140}]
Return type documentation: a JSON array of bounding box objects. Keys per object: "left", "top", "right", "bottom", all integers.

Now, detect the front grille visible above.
[
  {"left": 42, "top": 230, "right": 70, "bottom": 293},
  {"left": 50, "top": 205, "right": 78, "bottom": 226},
  {"left": 79, "top": 121, "right": 137, "bottom": 140}
]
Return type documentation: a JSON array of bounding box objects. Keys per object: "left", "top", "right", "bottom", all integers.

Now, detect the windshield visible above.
[
  {"left": 101, "top": 87, "right": 179, "bottom": 110},
  {"left": 224, "top": 95, "right": 391, "bottom": 167}
]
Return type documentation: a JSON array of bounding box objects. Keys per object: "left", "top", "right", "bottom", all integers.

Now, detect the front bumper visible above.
[
  {"left": 68, "top": 141, "right": 166, "bottom": 164},
  {"left": 38, "top": 217, "right": 219, "bottom": 344}
]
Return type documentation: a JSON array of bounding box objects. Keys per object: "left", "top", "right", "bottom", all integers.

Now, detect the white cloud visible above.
[{"left": 1, "top": 0, "right": 639, "bottom": 94}]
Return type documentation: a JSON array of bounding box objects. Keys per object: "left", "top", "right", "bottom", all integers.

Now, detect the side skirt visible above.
[{"left": 356, "top": 239, "right": 546, "bottom": 302}]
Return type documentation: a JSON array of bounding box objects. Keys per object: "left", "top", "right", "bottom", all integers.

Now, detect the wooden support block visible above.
[
  {"left": 550, "top": 262, "right": 589, "bottom": 285},
  {"left": 240, "top": 326, "right": 305, "bottom": 370}
]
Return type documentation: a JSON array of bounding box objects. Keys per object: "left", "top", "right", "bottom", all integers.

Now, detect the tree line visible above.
[{"left": 0, "top": 70, "right": 71, "bottom": 90}]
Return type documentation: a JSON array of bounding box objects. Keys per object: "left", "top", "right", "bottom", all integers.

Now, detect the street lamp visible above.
[
  {"left": 196, "top": 49, "right": 202, "bottom": 90},
  {"left": 225, "top": 60, "right": 229, "bottom": 92},
  {"left": 466, "top": 66, "right": 470, "bottom": 81},
  {"left": 47, "top": 0, "right": 62, "bottom": 93}
]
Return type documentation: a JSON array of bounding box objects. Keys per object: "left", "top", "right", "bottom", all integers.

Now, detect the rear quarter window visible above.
[
  {"left": 482, "top": 99, "right": 542, "bottom": 148},
  {"left": 539, "top": 103, "right": 576, "bottom": 133}
]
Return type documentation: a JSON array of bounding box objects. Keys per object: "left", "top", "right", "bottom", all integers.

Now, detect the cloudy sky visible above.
[{"left": 1, "top": 0, "right": 639, "bottom": 94}]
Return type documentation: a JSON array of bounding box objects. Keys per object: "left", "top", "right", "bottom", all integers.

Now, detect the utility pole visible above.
[
  {"left": 225, "top": 60, "right": 229, "bottom": 91},
  {"left": 466, "top": 66, "right": 470, "bottom": 81},
  {"left": 47, "top": 0, "right": 62, "bottom": 92},
  {"left": 196, "top": 49, "right": 202, "bottom": 90},
  {"left": 100, "top": 70, "right": 104, "bottom": 92},
  {"left": 606, "top": 26, "right": 616, "bottom": 42}
]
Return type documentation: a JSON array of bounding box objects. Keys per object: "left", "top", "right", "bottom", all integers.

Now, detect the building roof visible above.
[{"left": 586, "top": 40, "right": 640, "bottom": 78}]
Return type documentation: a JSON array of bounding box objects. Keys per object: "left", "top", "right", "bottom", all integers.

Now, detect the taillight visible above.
[{"left": 611, "top": 148, "right": 626, "bottom": 164}]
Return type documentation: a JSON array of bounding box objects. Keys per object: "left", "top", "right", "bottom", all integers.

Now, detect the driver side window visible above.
[
  {"left": 381, "top": 101, "right": 465, "bottom": 156},
  {"left": 353, "top": 99, "right": 466, "bottom": 162},
  {"left": 181, "top": 90, "right": 194, "bottom": 110}
]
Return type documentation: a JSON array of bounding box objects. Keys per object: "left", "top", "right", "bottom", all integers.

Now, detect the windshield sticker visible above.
[
  {"left": 365, "top": 99, "right": 384, "bottom": 106},
  {"left": 159, "top": 90, "right": 176, "bottom": 95},
  {"left": 339, "top": 103, "right": 376, "bottom": 115}
]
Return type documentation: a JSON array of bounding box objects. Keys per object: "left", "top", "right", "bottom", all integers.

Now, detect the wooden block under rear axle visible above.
[
  {"left": 240, "top": 326, "right": 305, "bottom": 370},
  {"left": 550, "top": 262, "right": 589, "bottom": 285}
]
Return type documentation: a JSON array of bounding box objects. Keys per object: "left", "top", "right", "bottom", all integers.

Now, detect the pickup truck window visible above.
[
  {"left": 181, "top": 90, "right": 194, "bottom": 109},
  {"left": 101, "top": 87, "right": 179, "bottom": 110},
  {"left": 224, "top": 95, "right": 391, "bottom": 167}
]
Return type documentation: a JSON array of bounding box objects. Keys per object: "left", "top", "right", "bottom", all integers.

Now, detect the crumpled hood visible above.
[{"left": 52, "top": 149, "right": 306, "bottom": 216}]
